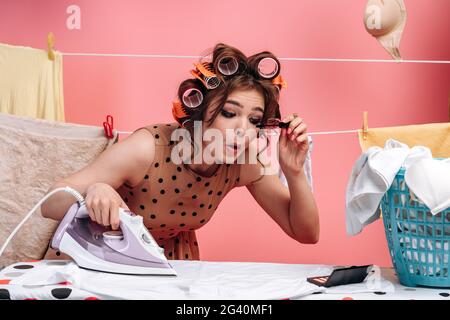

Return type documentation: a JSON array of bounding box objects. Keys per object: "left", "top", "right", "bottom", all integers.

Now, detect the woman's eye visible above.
[
  {"left": 221, "top": 109, "right": 235, "bottom": 118},
  {"left": 249, "top": 117, "right": 262, "bottom": 125}
]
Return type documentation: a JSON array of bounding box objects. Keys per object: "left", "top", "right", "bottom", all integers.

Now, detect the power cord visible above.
[{"left": 0, "top": 186, "right": 85, "bottom": 259}]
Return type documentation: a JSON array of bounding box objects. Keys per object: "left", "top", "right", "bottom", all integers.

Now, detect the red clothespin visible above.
[{"left": 103, "top": 115, "right": 114, "bottom": 139}]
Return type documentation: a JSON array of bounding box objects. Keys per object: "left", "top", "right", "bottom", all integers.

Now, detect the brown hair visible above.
[
  {"left": 175, "top": 43, "right": 282, "bottom": 132},
  {"left": 175, "top": 43, "right": 283, "bottom": 177}
]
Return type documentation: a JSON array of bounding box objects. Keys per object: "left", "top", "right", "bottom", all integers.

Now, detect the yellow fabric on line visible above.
[
  {"left": 358, "top": 122, "right": 450, "bottom": 158},
  {"left": 0, "top": 43, "right": 65, "bottom": 122}
]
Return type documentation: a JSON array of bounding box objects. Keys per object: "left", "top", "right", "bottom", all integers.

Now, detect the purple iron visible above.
[{"left": 51, "top": 203, "right": 177, "bottom": 276}]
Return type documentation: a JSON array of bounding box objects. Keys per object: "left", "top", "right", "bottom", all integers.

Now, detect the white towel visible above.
[
  {"left": 405, "top": 158, "right": 450, "bottom": 215},
  {"left": 346, "top": 139, "right": 432, "bottom": 236}
]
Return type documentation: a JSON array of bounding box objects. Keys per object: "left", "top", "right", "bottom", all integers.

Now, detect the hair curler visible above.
[
  {"left": 257, "top": 57, "right": 280, "bottom": 79},
  {"left": 182, "top": 87, "right": 204, "bottom": 109},
  {"left": 217, "top": 56, "right": 240, "bottom": 76},
  {"left": 190, "top": 62, "right": 221, "bottom": 89}
]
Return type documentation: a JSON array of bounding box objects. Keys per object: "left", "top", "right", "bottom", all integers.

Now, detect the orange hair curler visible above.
[
  {"left": 172, "top": 100, "right": 189, "bottom": 125},
  {"left": 190, "top": 62, "right": 221, "bottom": 89},
  {"left": 272, "top": 75, "right": 287, "bottom": 89}
]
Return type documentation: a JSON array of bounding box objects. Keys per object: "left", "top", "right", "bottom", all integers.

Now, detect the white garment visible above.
[
  {"left": 6, "top": 260, "right": 393, "bottom": 300},
  {"left": 279, "top": 136, "right": 314, "bottom": 191},
  {"left": 346, "top": 139, "right": 432, "bottom": 236},
  {"left": 405, "top": 158, "right": 450, "bottom": 215}
]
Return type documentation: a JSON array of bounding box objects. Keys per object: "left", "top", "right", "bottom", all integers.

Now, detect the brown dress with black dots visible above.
[{"left": 116, "top": 123, "right": 241, "bottom": 261}]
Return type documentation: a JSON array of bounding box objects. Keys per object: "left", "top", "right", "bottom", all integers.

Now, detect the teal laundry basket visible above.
[{"left": 380, "top": 160, "right": 450, "bottom": 288}]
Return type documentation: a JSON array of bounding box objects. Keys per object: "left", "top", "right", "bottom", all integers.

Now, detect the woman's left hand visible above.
[{"left": 278, "top": 113, "right": 309, "bottom": 176}]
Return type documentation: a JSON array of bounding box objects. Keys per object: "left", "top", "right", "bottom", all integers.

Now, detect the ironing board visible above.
[{"left": 0, "top": 260, "right": 449, "bottom": 300}]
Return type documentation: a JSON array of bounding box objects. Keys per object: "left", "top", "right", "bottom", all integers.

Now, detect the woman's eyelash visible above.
[
  {"left": 221, "top": 109, "right": 261, "bottom": 125},
  {"left": 249, "top": 118, "right": 262, "bottom": 125},
  {"left": 221, "top": 109, "right": 235, "bottom": 118}
]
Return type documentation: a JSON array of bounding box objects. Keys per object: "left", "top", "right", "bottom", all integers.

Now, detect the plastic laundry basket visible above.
[{"left": 380, "top": 159, "right": 450, "bottom": 288}]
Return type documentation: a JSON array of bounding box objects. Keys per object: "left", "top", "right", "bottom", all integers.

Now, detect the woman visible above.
[{"left": 41, "top": 43, "right": 319, "bottom": 261}]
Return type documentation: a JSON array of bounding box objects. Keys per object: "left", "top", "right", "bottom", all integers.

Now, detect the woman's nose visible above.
[
  {"left": 236, "top": 128, "right": 245, "bottom": 138},
  {"left": 236, "top": 117, "right": 250, "bottom": 133}
]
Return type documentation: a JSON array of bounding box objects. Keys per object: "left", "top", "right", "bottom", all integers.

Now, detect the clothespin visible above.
[
  {"left": 362, "top": 111, "right": 369, "bottom": 140},
  {"left": 47, "top": 32, "right": 55, "bottom": 61},
  {"left": 103, "top": 115, "right": 114, "bottom": 139}
]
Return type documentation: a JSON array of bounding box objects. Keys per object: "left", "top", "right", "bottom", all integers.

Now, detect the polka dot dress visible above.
[{"left": 116, "top": 123, "right": 241, "bottom": 261}]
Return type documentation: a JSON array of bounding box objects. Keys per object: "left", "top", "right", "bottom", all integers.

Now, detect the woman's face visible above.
[{"left": 203, "top": 88, "right": 264, "bottom": 163}]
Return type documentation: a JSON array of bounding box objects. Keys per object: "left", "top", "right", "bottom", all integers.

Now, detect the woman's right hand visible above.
[{"left": 85, "top": 182, "right": 130, "bottom": 230}]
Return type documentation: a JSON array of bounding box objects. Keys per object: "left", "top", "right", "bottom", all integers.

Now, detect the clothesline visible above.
[
  {"left": 116, "top": 129, "right": 361, "bottom": 136},
  {"left": 61, "top": 52, "right": 450, "bottom": 64},
  {"left": 104, "top": 113, "right": 365, "bottom": 138}
]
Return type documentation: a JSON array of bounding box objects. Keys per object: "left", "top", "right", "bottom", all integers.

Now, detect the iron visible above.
[{"left": 51, "top": 202, "right": 177, "bottom": 276}]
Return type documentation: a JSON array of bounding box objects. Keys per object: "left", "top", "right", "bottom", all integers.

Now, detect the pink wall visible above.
[{"left": 1, "top": 0, "right": 449, "bottom": 266}]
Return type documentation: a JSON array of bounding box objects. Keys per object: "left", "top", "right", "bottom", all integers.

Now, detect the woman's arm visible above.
[
  {"left": 238, "top": 114, "right": 319, "bottom": 243},
  {"left": 41, "top": 129, "right": 156, "bottom": 220},
  {"left": 240, "top": 163, "right": 319, "bottom": 244}
]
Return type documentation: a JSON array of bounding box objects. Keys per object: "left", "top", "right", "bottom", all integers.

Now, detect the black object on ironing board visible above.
[{"left": 307, "top": 265, "right": 373, "bottom": 288}]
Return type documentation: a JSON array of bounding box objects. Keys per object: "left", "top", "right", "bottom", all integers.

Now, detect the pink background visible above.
[{"left": 1, "top": 0, "right": 449, "bottom": 266}]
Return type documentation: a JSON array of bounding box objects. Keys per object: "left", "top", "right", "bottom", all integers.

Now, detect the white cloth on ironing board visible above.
[
  {"left": 4, "top": 260, "right": 394, "bottom": 300},
  {"left": 346, "top": 139, "right": 432, "bottom": 236}
]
